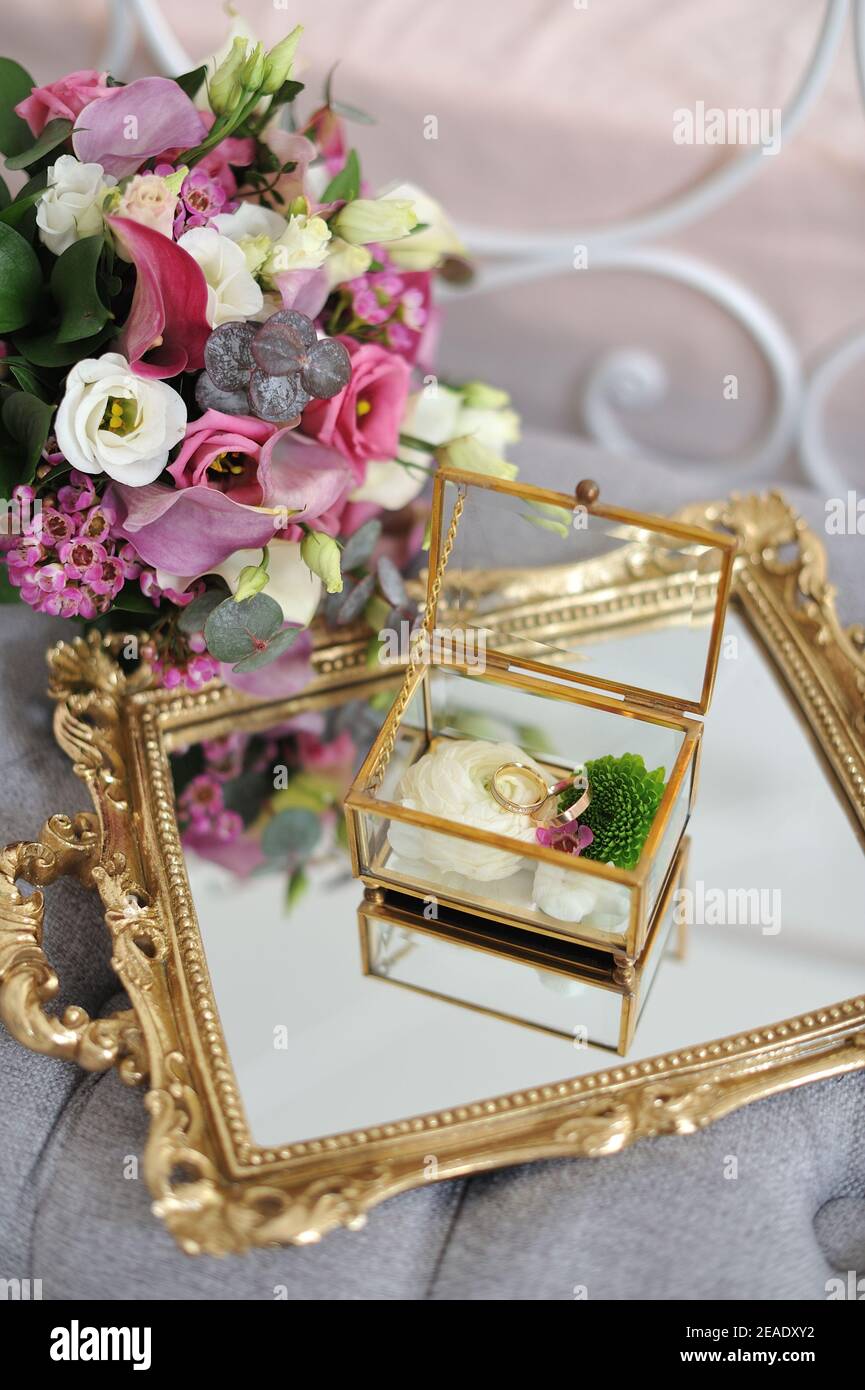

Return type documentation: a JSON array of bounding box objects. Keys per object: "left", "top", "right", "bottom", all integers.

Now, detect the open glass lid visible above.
[{"left": 427, "top": 469, "right": 738, "bottom": 716}]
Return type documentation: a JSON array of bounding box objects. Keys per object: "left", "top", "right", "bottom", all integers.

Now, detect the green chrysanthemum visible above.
[{"left": 559, "top": 753, "right": 666, "bottom": 869}]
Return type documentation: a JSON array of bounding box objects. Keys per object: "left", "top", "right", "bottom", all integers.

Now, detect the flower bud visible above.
[
  {"left": 330, "top": 197, "right": 418, "bottom": 246},
  {"left": 240, "top": 42, "right": 266, "bottom": 93},
  {"left": 234, "top": 561, "right": 270, "bottom": 603},
  {"left": 301, "top": 530, "right": 343, "bottom": 594},
  {"left": 461, "top": 380, "right": 510, "bottom": 410},
  {"left": 435, "top": 435, "right": 518, "bottom": 481},
  {"left": 210, "top": 37, "right": 249, "bottom": 115},
  {"left": 261, "top": 25, "right": 304, "bottom": 94}
]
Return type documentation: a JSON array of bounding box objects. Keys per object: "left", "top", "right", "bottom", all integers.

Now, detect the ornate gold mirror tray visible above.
[{"left": 1, "top": 490, "right": 864, "bottom": 1254}]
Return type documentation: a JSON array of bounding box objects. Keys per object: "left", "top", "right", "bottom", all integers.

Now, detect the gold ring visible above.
[
  {"left": 490, "top": 763, "right": 550, "bottom": 815},
  {"left": 545, "top": 770, "right": 591, "bottom": 827}
]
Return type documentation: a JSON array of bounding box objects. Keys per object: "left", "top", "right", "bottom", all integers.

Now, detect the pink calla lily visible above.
[
  {"left": 73, "top": 76, "right": 206, "bottom": 178},
  {"left": 108, "top": 216, "right": 211, "bottom": 378},
  {"left": 107, "top": 429, "right": 351, "bottom": 573}
]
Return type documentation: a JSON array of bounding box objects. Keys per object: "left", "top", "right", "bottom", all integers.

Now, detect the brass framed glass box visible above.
[
  {"left": 358, "top": 839, "right": 689, "bottom": 1056},
  {"left": 345, "top": 468, "right": 736, "bottom": 961}
]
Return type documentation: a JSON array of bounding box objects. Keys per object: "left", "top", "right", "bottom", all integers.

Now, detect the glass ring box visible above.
[
  {"left": 358, "top": 839, "right": 690, "bottom": 1055},
  {"left": 345, "top": 467, "right": 736, "bottom": 962}
]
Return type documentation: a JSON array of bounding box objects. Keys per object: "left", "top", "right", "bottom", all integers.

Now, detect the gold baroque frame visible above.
[{"left": 1, "top": 489, "right": 864, "bottom": 1255}]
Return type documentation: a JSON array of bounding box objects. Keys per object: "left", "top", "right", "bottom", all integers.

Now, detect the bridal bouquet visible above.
[{"left": 0, "top": 22, "right": 520, "bottom": 700}]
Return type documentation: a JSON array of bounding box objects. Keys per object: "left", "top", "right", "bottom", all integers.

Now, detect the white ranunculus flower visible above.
[
  {"left": 388, "top": 739, "right": 548, "bottom": 882},
  {"left": 265, "top": 213, "right": 332, "bottom": 276},
  {"left": 211, "top": 542, "right": 323, "bottom": 627},
  {"left": 532, "top": 862, "right": 630, "bottom": 928},
  {"left": 349, "top": 458, "right": 428, "bottom": 511},
  {"left": 36, "top": 155, "right": 116, "bottom": 256},
  {"left": 177, "top": 227, "right": 264, "bottom": 326},
  {"left": 380, "top": 181, "right": 466, "bottom": 270},
  {"left": 55, "top": 353, "right": 187, "bottom": 487}
]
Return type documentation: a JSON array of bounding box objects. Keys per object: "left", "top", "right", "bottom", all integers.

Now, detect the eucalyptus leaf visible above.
[
  {"left": 0, "top": 59, "right": 36, "bottom": 159},
  {"left": 335, "top": 571, "right": 375, "bottom": 625},
  {"left": 0, "top": 222, "right": 42, "bottom": 332},
  {"left": 261, "top": 808, "right": 321, "bottom": 859},
  {"left": 4, "top": 117, "right": 72, "bottom": 171},
  {"left": 377, "top": 555, "right": 407, "bottom": 607},
  {"left": 340, "top": 517, "right": 381, "bottom": 571},
  {"left": 177, "top": 585, "right": 229, "bottom": 634},
  {"left": 230, "top": 624, "right": 301, "bottom": 673},
  {"left": 51, "top": 235, "right": 111, "bottom": 342},
  {"left": 203, "top": 592, "right": 284, "bottom": 663}
]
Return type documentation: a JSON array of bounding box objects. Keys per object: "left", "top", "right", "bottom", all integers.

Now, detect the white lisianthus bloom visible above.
[
  {"left": 388, "top": 740, "right": 547, "bottom": 881},
  {"left": 264, "top": 213, "right": 332, "bottom": 276},
  {"left": 403, "top": 386, "right": 464, "bottom": 447},
  {"left": 177, "top": 227, "right": 264, "bottom": 326},
  {"left": 403, "top": 385, "right": 521, "bottom": 455},
  {"left": 436, "top": 435, "right": 518, "bottom": 481},
  {"left": 55, "top": 353, "right": 187, "bottom": 487},
  {"left": 211, "top": 542, "right": 323, "bottom": 627},
  {"left": 36, "top": 155, "right": 116, "bottom": 256},
  {"left": 380, "top": 181, "right": 466, "bottom": 270},
  {"left": 212, "top": 203, "right": 287, "bottom": 242},
  {"left": 458, "top": 402, "right": 521, "bottom": 454},
  {"left": 349, "top": 458, "right": 428, "bottom": 511}
]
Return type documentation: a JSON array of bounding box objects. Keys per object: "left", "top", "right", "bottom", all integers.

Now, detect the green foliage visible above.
[
  {"left": 0, "top": 59, "right": 36, "bottom": 159},
  {"left": 322, "top": 148, "right": 360, "bottom": 203},
  {"left": 203, "top": 592, "right": 300, "bottom": 672},
  {"left": 5, "top": 117, "right": 72, "bottom": 172},
  {"left": 51, "top": 235, "right": 112, "bottom": 342},
  {"left": 261, "top": 808, "right": 321, "bottom": 858},
  {"left": 173, "top": 66, "right": 207, "bottom": 100},
  {"left": 0, "top": 222, "right": 42, "bottom": 332},
  {"left": 577, "top": 753, "right": 667, "bottom": 870},
  {"left": 1, "top": 389, "right": 54, "bottom": 482}
]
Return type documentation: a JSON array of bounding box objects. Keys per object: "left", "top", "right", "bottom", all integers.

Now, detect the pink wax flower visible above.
[
  {"left": 167, "top": 410, "right": 275, "bottom": 505},
  {"left": 340, "top": 267, "right": 432, "bottom": 365},
  {"left": 173, "top": 168, "right": 230, "bottom": 235},
  {"left": 15, "top": 69, "right": 112, "bottom": 136},
  {"left": 301, "top": 338, "right": 410, "bottom": 478},
  {"left": 535, "top": 823, "right": 595, "bottom": 856}
]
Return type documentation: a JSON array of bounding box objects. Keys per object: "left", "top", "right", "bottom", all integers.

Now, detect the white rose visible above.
[
  {"left": 265, "top": 213, "right": 332, "bottom": 277},
  {"left": 380, "top": 181, "right": 466, "bottom": 270},
  {"left": 36, "top": 155, "right": 116, "bottom": 257},
  {"left": 177, "top": 227, "right": 264, "bottom": 327},
  {"left": 389, "top": 739, "right": 547, "bottom": 882},
  {"left": 211, "top": 541, "right": 322, "bottom": 627},
  {"left": 55, "top": 353, "right": 187, "bottom": 487},
  {"left": 349, "top": 458, "right": 427, "bottom": 511},
  {"left": 532, "top": 862, "right": 630, "bottom": 928}
]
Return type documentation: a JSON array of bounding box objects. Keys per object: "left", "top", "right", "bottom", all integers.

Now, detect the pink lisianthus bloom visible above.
[
  {"left": 167, "top": 411, "right": 275, "bottom": 506},
  {"left": 296, "top": 728, "right": 355, "bottom": 772},
  {"left": 15, "top": 68, "right": 112, "bottom": 136},
  {"left": 304, "top": 105, "right": 347, "bottom": 176},
  {"left": 194, "top": 113, "right": 255, "bottom": 198},
  {"left": 300, "top": 338, "right": 410, "bottom": 478}
]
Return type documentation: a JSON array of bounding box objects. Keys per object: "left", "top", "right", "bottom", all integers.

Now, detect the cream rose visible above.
[
  {"left": 388, "top": 739, "right": 547, "bottom": 882},
  {"left": 55, "top": 353, "right": 187, "bottom": 487},
  {"left": 114, "top": 172, "right": 178, "bottom": 253},
  {"left": 177, "top": 227, "right": 264, "bottom": 326},
  {"left": 36, "top": 155, "right": 116, "bottom": 256}
]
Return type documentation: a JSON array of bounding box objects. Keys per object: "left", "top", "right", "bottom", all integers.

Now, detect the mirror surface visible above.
[{"left": 171, "top": 609, "right": 865, "bottom": 1149}]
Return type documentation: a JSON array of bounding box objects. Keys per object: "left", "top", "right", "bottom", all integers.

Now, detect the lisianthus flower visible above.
[
  {"left": 55, "top": 352, "right": 187, "bottom": 487},
  {"left": 178, "top": 227, "right": 264, "bottom": 327},
  {"left": 107, "top": 428, "right": 351, "bottom": 574},
  {"left": 72, "top": 76, "right": 206, "bottom": 179},
  {"left": 379, "top": 182, "right": 467, "bottom": 271},
  {"left": 301, "top": 337, "right": 410, "bottom": 478},
  {"left": 167, "top": 411, "right": 275, "bottom": 505},
  {"left": 15, "top": 68, "right": 112, "bottom": 136}
]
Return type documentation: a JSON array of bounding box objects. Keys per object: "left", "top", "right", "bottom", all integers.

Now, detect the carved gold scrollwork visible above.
[{"left": 0, "top": 812, "right": 144, "bottom": 1078}]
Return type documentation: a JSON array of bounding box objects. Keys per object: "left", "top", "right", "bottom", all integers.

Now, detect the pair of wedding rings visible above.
[{"left": 489, "top": 763, "right": 591, "bottom": 828}]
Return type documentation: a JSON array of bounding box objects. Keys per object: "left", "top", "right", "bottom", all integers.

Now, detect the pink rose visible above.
[
  {"left": 167, "top": 411, "right": 275, "bottom": 506},
  {"left": 15, "top": 69, "right": 113, "bottom": 136},
  {"left": 300, "top": 337, "right": 410, "bottom": 479}
]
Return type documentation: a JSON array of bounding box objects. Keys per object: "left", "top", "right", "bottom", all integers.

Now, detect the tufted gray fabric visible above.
[{"left": 0, "top": 433, "right": 862, "bottom": 1300}]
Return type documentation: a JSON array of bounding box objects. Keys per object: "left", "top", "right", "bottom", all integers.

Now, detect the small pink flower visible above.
[
  {"left": 535, "top": 823, "right": 595, "bottom": 856},
  {"left": 296, "top": 729, "right": 356, "bottom": 770},
  {"left": 58, "top": 538, "right": 107, "bottom": 578},
  {"left": 15, "top": 69, "right": 113, "bottom": 136}
]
